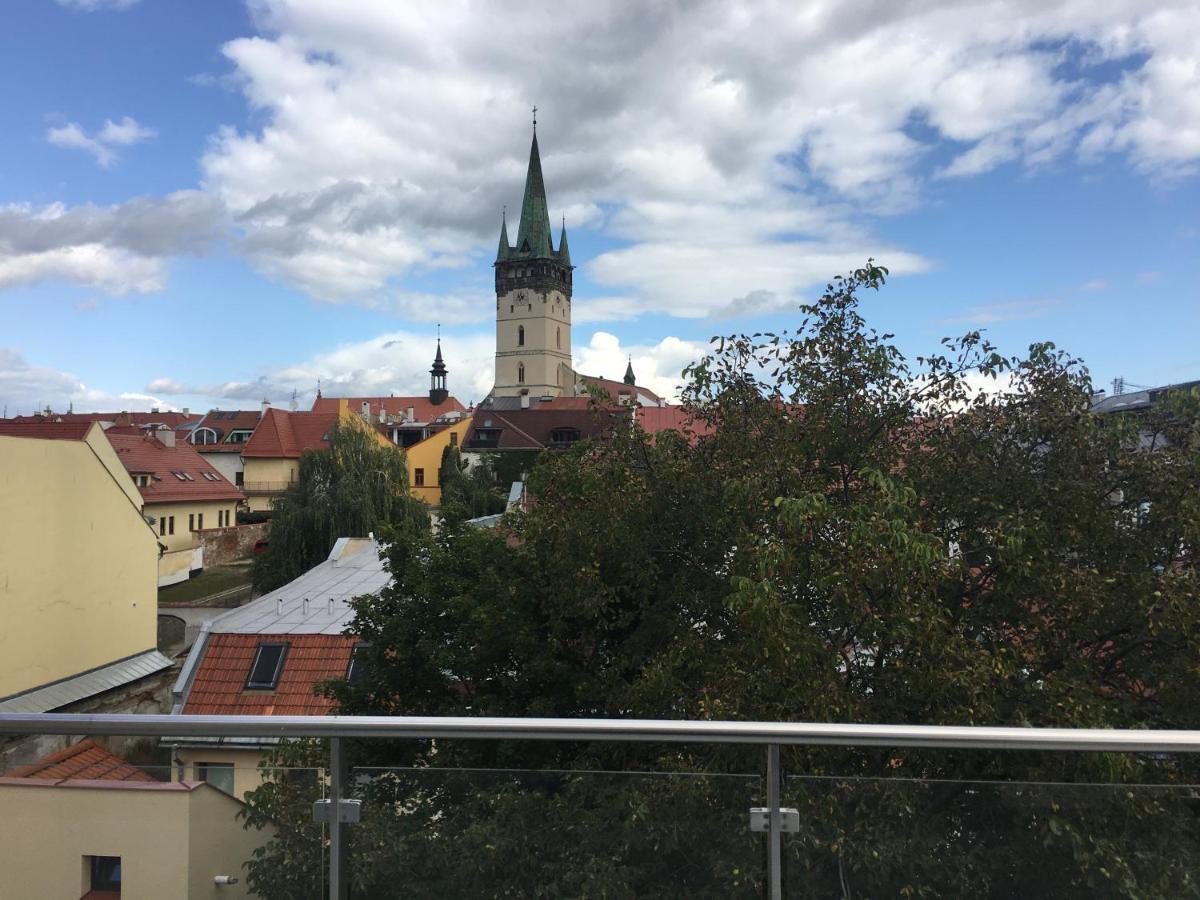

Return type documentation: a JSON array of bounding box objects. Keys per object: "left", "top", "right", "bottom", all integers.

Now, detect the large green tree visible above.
[
  {"left": 251, "top": 421, "right": 429, "bottom": 592},
  {"left": 245, "top": 264, "right": 1200, "bottom": 897}
]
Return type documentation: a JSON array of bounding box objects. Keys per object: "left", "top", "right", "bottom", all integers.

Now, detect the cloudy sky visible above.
[{"left": 2, "top": 0, "right": 1198, "bottom": 415}]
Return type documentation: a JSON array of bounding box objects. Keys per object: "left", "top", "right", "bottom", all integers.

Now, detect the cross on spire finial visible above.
[{"left": 532, "top": 105, "right": 537, "bottom": 132}]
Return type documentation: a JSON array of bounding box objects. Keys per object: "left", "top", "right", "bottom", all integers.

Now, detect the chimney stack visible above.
[
  {"left": 520, "top": 393, "right": 530, "bottom": 409},
  {"left": 158, "top": 427, "right": 176, "bottom": 448},
  {"left": 361, "top": 401, "right": 371, "bottom": 419},
  {"left": 260, "top": 399, "right": 270, "bottom": 419},
  {"left": 406, "top": 406, "right": 415, "bottom": 422}
]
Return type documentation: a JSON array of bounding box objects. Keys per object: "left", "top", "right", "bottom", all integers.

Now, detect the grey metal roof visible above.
[
  {"left": 203, "top": 537, "right": 390, "bottom": 636},
  {"left": 1092, "top": 379, "right": 1200, "bottom": 414},
  {"left": 0, "top": 650, "right": 174, "bottom": 714}
]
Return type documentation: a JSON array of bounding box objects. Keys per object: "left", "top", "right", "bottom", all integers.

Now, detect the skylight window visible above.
[
  {"left": 172, "top": 471, "right": 187, "bottom": 481},
  {"left": 347, "top": 644, "right": 370, "bottom": 686},
  {"left": 246, "top": 643, "right": 288, "bottom": 689}
]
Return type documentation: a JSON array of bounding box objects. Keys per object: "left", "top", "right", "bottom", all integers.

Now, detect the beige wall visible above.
[
  {"left": 242, "top": 457, "right": 299, "bottom": 512},
  {"left": 150, "top": 499, "right": 239, "bottom": 555},
  {"left": 0, "top": 781, "right": 269, "bottom": 899},
  {"left": 0, "top": 433, "right": 158, "bottom": 700},
  {"left": 175, "top": 747, "right": 269, "bottom": 801},
  {"left": 495, "top": 286, "right": 573, "bottom": 397}
]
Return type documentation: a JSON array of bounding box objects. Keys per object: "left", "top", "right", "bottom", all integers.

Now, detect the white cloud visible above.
[
  {"left": 574, "top": 331, "right": 708, "bottom": 402},
  {"left": 944, "top": 298, "right": 1064, "bottom": 326},
  {"left": 0, "top": 191, "right": 224, "bottom": 295},
  {"left": 184, "top": 0, "right": 1200, "bottom": 317},
  {"left": 0, "top": 348, "right": 168, "bottom": 417},
  {"left": 47, "top": 117, "right": 156, "bottom": 168}
]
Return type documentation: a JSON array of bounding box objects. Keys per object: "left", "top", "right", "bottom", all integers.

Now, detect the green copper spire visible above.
[
  {"left": 514, "top": 132, "right": 553, "bottom": 258},
  {"left": 556, "top": 216, "right": 571, "bottom": 267},
  {"left": 495, "top": 208, "right": 510, "bottom": 262}
]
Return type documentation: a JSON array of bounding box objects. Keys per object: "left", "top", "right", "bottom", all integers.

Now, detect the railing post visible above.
[
  {"left": 329, "top": 737, "right": 348, "bottom": 900},
  {"left": 767, "top": 742, "right": 782, "bottom": 900}
]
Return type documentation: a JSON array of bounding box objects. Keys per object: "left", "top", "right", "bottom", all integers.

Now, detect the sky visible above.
[{"left": 1, "top": 0, "right": 1198, "bottom": 416}]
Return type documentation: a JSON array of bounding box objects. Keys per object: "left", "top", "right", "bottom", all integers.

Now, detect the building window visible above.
[
  {"left": 235, "top": 471, "right": 244, "bottom": 487},
  {"left": 518, "top": 325, "right": 525, "bottom": 346},
  {"left": 414, "top": 468, "right": 425, "bottom": 487},
  {"left": 246, "top": 642, "right": 288, "bottom": 689},
  {"left": 168, "top": 516, "right": 175, "bottom": 536},
  {"left": 159, "top": 517, "right": 166, "bottom": 537},
  {"left": 347, "top": 644, "right": 370, "bottom": 686},
  {"left": 557, "top": 326, "right": 561, "bottom": 349},
  {"left": 197, "top": 762, "right": 235, "bottom": 795},
  {"left": 89, "top": 856, "right": 122, "bottom": 892},
  {"left": 518, "top": 362, "right": 525, "bottom": 384},
  {"left": 550, "top": 427, "right": 581, "bottom": 447},
  {"left": 450, "top": 431, "right": 458, "bottom": 447},
  {"left": 197, "top": 512, "right": 203, "bottom": 530},
  {"left": 188, "top": 513, "right": 195, "bottom": 531}
]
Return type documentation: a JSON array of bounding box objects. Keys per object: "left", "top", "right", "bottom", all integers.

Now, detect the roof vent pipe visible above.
[
  {"left": 276, "top": 598, "right": 283, "bottom": 617},
  {"left": 328, "top": 597, "right": 335, "bottom": 615},
  {"left": 303, "top": 597, "right": 309, "bottom": 616}
]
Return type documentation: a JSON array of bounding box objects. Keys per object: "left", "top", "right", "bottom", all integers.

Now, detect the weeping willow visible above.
[{"left": 252, "top": 422, "right": 429, "bottom": 592}]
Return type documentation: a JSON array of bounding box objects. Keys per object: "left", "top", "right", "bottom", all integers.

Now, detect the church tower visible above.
[
  {"left": 429, "top": 336, "right": 448, "bottom": 405},
  {"left": 493, "top": 120, "right": 574, "bottom": 399}
]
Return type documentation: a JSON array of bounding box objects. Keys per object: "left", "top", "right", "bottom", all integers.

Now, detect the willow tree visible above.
[{"left": 251, "top": 421, "right": 428, "bottom": 592}]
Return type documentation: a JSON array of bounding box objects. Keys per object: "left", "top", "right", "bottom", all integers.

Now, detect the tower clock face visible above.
[{"left": 516, "top": 291, "right": 527, "bottom": 302}]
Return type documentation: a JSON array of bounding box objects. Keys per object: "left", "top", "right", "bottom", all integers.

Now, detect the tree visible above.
[
  {"left": 251, "top": 421, "right": 429, "bottom": 592},
  {"left": 438, "top": 444, "right": 507, "bottom": 519},
  {"left": 245, "top": 263, "right": 1200, "bottom": 897}
]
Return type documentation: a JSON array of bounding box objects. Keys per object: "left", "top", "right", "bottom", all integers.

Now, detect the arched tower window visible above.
[
  {"left": 517, "top": 362, "right": 525, "bottom": 384},
  {"left": 556, "top": 326, "right": 561, "bottom": 349},
  {"left": 518, "top": 325, "right": 525, "bottom": 347}
]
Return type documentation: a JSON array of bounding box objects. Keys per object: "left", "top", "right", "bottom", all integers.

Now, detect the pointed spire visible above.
[
  {"left": 557, "top": 215, "right": 572, "bottom": 267},
  {"left": 514, "top": 126, "right": 553, "bottom": 258},
  {"left": 316, "top": 378, "right": 322, "bottom": 400},
  {"left": 429, "top": 324, "right": 449, "bottom": 405},
  {"left": 623, "top": 355, "right": 636, "bottom": 386},
  {"left": 495, "top": 207, "right": 510, "bottom": 262}
]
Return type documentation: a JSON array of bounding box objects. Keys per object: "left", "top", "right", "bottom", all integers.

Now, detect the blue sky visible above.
[{"left": 1, "top": 0, "right": 1198, "bottom": 415}]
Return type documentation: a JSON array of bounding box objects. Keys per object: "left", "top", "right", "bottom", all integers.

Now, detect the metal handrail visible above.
[{"left": 2, "top": 713, "right": 1200, "bottom": 753}]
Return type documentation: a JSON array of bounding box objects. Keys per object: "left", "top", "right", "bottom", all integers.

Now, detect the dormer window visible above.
[
  {"left": 246, "top": 643, "right": 288, "bottom": 689},
  {"left": 550, "top": 427, "right": 581, "bottom": 447}
]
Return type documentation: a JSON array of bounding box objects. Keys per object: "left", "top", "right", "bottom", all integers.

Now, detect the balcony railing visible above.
[
  {"left": 241, "top": 481, "right": 293, "bottom": 494},
  {"left": 2, "top": 714, "right": 1198, "bottom": 899}
]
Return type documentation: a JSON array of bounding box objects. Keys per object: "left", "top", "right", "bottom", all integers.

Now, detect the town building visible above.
[
  {"left": 169, "top": 537, "right": 387, "bottom": 797},
  {"left": 0, "top": 421, "right": 171, "bottom": 722},
  {"left": 188, "top": 407, "right": 265, "bottom": 487},
  {"left": 0, "top": 740, "right": 267, "bottom": 899},
  {"left": 105, "top": 429, "right": 245, "bottom": 587}
]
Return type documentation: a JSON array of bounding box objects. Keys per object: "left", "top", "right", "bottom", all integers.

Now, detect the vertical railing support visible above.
[
  {"left": 767, "top": 742, "right": 782, "bottom": 900},
  {"left": 329, "top": 737, "right": 348, "bottom": 900}
]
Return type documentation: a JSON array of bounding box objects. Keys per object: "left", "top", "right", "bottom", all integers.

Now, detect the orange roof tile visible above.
[
  {"left": 182, "top": 633, "right": 357, "bottom": 716},
  {"left": 106, "top": 433, "right": 244, "bottom": 505},
  {"left": 9, "top": 411, "right": 195, "bottom": 427},
  {"left": 0, "top": 421, "right": 94, "bottom": 441},
  {"left": 4, "top": 739, "right": 156, "bottom": 782},
  {"left": 241, "top": 408, "right": 342, "bottom": 459},
  {"left": 313, "top": 395, "right": 466, "bottom": 423}
]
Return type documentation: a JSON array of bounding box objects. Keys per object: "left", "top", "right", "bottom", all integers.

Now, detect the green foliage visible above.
[
  {"left": 244, "top": 262, "right": 1200, "bottom": 897},
  {"left": 251, "top": 422, "right": 429, "bottom": 592},
  {"left": 438, "top": 445, "right": 507, "bottom": 519}
]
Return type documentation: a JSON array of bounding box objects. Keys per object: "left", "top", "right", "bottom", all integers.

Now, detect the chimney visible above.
[
  {"left": 260, "top": 399, "right": 270, "bottom": 419},
  {"left": 151, "top": 407, "right": 159, "bottom": 414},
  {"left": 158, "top": 428, "right": 176, "bottom": 448},
  {"left": 361, "top": 401, "right": 371, "bottom": 419},
  {"left": 406, "top": 406, "right": 415, "bottom": 422},
  {"left": 182, "top": 407, "right": 190, "bottom": 416},
  {"left": 520, "top": 394, "right": 530, "bottom": 409}
]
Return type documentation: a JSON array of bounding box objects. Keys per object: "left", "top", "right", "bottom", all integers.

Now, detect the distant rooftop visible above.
[{"left": 1091, "top": 379, "right": 1200, "bottom": 414}]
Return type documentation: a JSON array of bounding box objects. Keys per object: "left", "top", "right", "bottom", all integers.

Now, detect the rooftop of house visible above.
[
  {"left": 106, "top": 431, "right": 244, "bottom": 504},
  {"left": 175, "top": 538, "right": 385, "bottom": 717},
  {"left": 0, "top": 420, "right": 95, "bottom": 441},
  {"left": 4, "top": 739, "right": 156, "bottom": 783},
  {"left": 1091, "top": 379, "right": 1200, "bottom": 414},
  {"left": 312, "top": 395, "right": 467, "bottom": 424},
  {"left": 190, "top": 409, "right": 263, "bottom": 451},
  {"left": 241, "top": 407, "right": 342, "bottom": 459},
  {"left": 8, "top": 410, "right": 197, "bottom": 428}
]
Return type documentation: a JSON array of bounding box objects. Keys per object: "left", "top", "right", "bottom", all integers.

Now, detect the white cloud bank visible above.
[
  {"left": 0, "top": 348, "right": 168, "bottom": 417},
  {"left": 6, "top": 1, "right": 1200, "bottom": 317}
]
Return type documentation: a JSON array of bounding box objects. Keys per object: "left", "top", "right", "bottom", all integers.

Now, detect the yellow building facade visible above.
[
  {"left": 406, "top": 417, "right": 473, "bottom": 506},
  {"left": 152, "top": 498, "right": 242, "bottom": 583},
  {"left": 0, "top": 425, "right": 159, "bottom": 701}
]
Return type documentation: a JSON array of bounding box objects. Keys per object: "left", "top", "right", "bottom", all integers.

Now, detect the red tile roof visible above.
[
  {"left": 637, "top": 406, "right": 714, "bottom": 442},
  {"left": 9, "top": 411, "right": 195, "bottom": 427},
  {"left": 4, "top": 739, "right": 157, "bottom": 782},
  {"left": 578, "top": 375, "right": 664, "bottom": 405},
  {"left": 182, "top": 633, "right": 357, "bottom": 716},
  {"left": 0, "top": 421, "right": 95, "bottom": 441},
  {"left": 106, "top": 433, "right": 244, "bottom": 504},
  {"left": 312, "top": 395, "right": 466, "bottom": 423},
  {"left": 191, "top": 409, "right": 262, "bottom": 446},
  {"left": 241, "top": 408, "right": 341, "bottom": 459}
]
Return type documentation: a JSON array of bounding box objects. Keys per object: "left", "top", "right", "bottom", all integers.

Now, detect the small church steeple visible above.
[
  {"left": 557, "top": 216, "right": 571, "bottom": 267},
  {"left": 623, "top": 355, "right": 636, "bottom": 386},
  {"left": 514, "top": 126, "right": 553, "bottom": 258},
  {"left": 429, "top": 326, "right": 449, "bottom": 405},
  {"left": 495, "top": 208, "right": 510, "bottom": 263}
]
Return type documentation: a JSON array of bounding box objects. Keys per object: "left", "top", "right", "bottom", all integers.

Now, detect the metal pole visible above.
[
  {"left": 329, "top": 737, "right": 348, "bottom": 900},
  {"left": 767, "top": 743, "right": 782, "bottom": 900}
]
